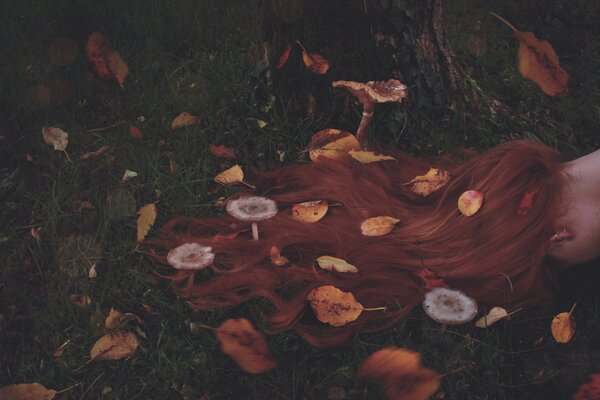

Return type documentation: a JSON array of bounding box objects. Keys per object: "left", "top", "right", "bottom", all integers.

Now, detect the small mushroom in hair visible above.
[
  {"left": 226, "top": 195, "right": 278, "bottom": 240},
  {"left": 167, "top": 242, "right": 215, "bottom": 270},
  {"left": 422, "top": 287, "right": 478, "bottom": 325}
]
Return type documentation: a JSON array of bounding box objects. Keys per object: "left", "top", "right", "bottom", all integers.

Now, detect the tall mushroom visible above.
[
  {"left": 226, "top": 195, "right": 278, "bottom": 240},
  {"left": 167, "top": 242, "right": 215, "bottom": 270},
  {"left": 422, "top": 287, "right": 478, "bottom": 325},
  {"left": 332, "top": 79, "right": 408, "bottom": 147}
]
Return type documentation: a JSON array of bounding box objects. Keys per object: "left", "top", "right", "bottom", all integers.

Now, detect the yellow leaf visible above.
[
  {"left": 136, "top": 203, "right": 157, "bottom": 242},
  {"left": 171, "top": 112, "right": 201, "bottom": 129},
  {"left": 105, "top": 308, "right": 124, "bottom": 329},
  {"left": 270, "top": 246, "right": 289, "bottom": 266},
  {"left": 474, "top": 306, "right": 509, "bottom": 328},
  {"left": 551, "top": 305, "right": 576, "bottom": 343},
  {"left": 404, "top": 168, "right": 450, "bottom": 197},
  {"left": 0, "top": 383, "right": 56, "bottom": 400},
  {"left": 458, "top": 190, "right": 484, "bottom": 217},
  {"left": 316, "top": 256, "right": 358, "bottom": 273},
  {"left": 214, "top": 165, "right": 244, "bottom": 185},
  {"left": 90, "top": 331, "right": 139, "bottom": 360},
  {"left": 355, "top": 347, "right": 441, "bottom": 400},
  {"left": 291, "top": 200, "right": 328, "bottom": 223},
  {"left": 308, "top": 129, "right": 361, "bottom": 162},
  {"left": 306, "top": 285, "right": 363, "bottom": 326},
  {"left": 348, "top": 149, "right": 396, "bottom": 164},
  {"left": 360, "top": 216, "right": 400, "bottom": 236},
  {"left": 215, "top": 318, "right": 277, "bottom": 374},
  {"left": 257, "top": 119, "right": 268, "bottom": 128}
]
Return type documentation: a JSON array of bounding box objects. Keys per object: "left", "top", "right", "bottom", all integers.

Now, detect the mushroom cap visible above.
[
  {"left": 332, "top": 79, "right": 408, "bottom": 105},
  {"left": 226, "top": 195, "right": 278, "bottom": 222},
  {"left": 167, "top": 242, "right": 215, "bottom": 270},
  {"left": 422, "top": 287, "right": 478, "bottom": 325}
]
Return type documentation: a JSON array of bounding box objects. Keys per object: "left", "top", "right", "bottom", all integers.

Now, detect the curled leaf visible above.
[
  {"left": 270, "top": 246, "right": 289, "bottom": 266},
  {"left": 316, "top": 256, "right": 358, "bottom": 273},
  {"left": 306, "top": 285, "right": 363, "bottom": 327},
  {"left": 171, "top": 112, "right": 201, "bottom": 129},
  {"left": 458, "top": 190, "right": 484, "bottom": 216},
  {"left": 291, "top": 200, "right": 328, "bottom": 223},
  {"left": 0, "top": 383, "right": 57, "bottom": 400},
  {"left": 136, "top": 203, "right": 157, "bottom": 242},
  {"left": 122, "top": 169, "right": 138, "bottom": 182},
  {"left": 296, "top": 40, "right": 329, "bottom": 74},
  {"left": 215, "top": 318, "right": 277, "bottom": 374},
  {"left": 308, "top": 129, "right": 361, "bottom": 162},
  {"left": 355, "top": 347, "right": 441, "bottom": 400},
  {"left": 90, "top": 331, "right": 139, "bottom": 360},
  {"left": 85, "top": 32, "right": 128, "bottom": 87},
  {"left": 214, "top": 165, "right": 244, "bottom": 185},
  {"left": 276, "top": 44, "right": 292, "bottom": 69},
  {"left": 404, "top": 168, "right": 450, "bottom": 197},
  {"left": 348, "top": 150, "right": 396, "bottom": 164},
  {"left": 360, "top": 216, "right": 400, "bottom": 236}
]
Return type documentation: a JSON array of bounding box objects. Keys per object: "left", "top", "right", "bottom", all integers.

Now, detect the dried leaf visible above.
[
  {"left": 573, "top": 371, "right": 600, "bottom": 400},
  {"left": 306, "top": 285, "right": 363, "bottom": 327},
  {"left": 316, "top": 256, "right": 358, "bottom": 273},
  {"left": 30, "top": 227, "right": 42, "bottom": 242},
  {"left": 492, "top": 13, "right": 568, "bottom": 96},
  {"left": 276, "top": 44, "right": 292, "bottom": 69},
  {"left": 517, "top": 188, "right": 540, "bottom": 216},
  {"left": 0, "top": 383, "right": 57, "bottom": 400},
  {"left": 348, "top": 150, "right": 396, "bottom": 164},
  {"left": 88, "top": 263, "right": 97, "bottom": 279},
  {"left": 122, "top": 169, "right": 137, "bottom": 182},
  {"left": 69, "top": 294, "right": 92, "bottom": 308},
  {"left": 355, "top": 347, "right": 441, "bottom": 400},
  {"left": 42, "top": 127, "right": 68, "bottom": 151},
  {"left": 136, "top": 203, "right": 157, "bottom": 242},
  {"left": 474, "top": 307, "right": 509, "bottom": 328},
  {"left": 171, "top": 112, "right": 201, "bottom": 129},
  {"left": 404, "top": 168, "right": 450, "bottom": 197},
  {"left": 291, "top": 200, "right": 328, "bottom": 223},
  {"left": 360, "top": 216, "right": 400, "bottom": 236},
  {"left": 414, "top": 268, "right": 449, "bottom": 290},
  {"left": 257, "top": 119, "right": 268, "bottom": 128},
  {"left": 210, "top": 144, "right": 237, "bottom": 160},
  {"left": 49, "top": 37, "right": 78, "bottom": 66},
  {"left": 129, "top": 125, "right": 143, "bottom": 139},
  {"left": 270, "top": 246, "right": 289, "bottom": 266},
  {"left": 214, "top": 165, "right": 244, "bottom": 185},
  {"left": 296, "top": 41, "right": 329, "bottom": 74},
  {"left": 79, "top": 145, "right": 110, "bottom": 160},
  {"left": 85, "top": 32, "right": 128, "bottom": 87},
  {"left": 90, "top": 331, "right": 139, "bottom": 360},
  {"left": 308, "top": 129, "right": 361, "bottom": 162},
  {"left": 551, "top": 306, "right": 576, "bottom": 343},
  {"left": 105, "top": 308, "right": 124, "bottom": 329},
  {"left": 458, "top": 190, "right": 484, "bottom": 216},
  {"left": 215, "top": 318, "right": 277, "bottom": 374}
]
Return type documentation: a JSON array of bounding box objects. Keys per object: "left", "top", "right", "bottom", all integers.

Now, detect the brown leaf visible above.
[
  {"left": 136, "top": 203, "right": 157, "bottom": 242},
  {"left": 414, "top": 268, "right": 449, "bottom": 290},
  {"left": 516, "top": 188, "right": 540, "bottom": 216},
  {"left": 215, "top": 318, "right": 277, "bottom": 374},
  {"left": 458, "top": 190, "right": 484, "bottom": 216},
  {"left": 129, "top": 125, "right": 144, "bottom": 139},
  {"left": 296, "top": 40, "right": 329, "bottom": 74},
  {"left": 42, "top": 127, "right": 68, "bottom": 151},
  {"left": 291, "top": 200, "right": 328, "bottom": 223},
  {"left": 276, "top": 44, "right": 292, "bottom": 69},
  {"left": 306, "top": 285, "right": 363, "bottom": 327},
  {"left": 360, "top": 216, "right": 400, "bottom": 236},
  {"left": 573, "top": 371, "right": 600, "bottom": 400},
  {"left": 105, "top": 308, "right": 125, "bottom": 329},
  {"left": 30, "top": 227, "right": 42, "bottom": 242},
  {"left": 69, "top": 294, "right": 92, "bottom": 308},
  {"left": 551, "top": 304, "right": 576, "bottom": 343},
  {"left": 404, "top": 168, "right": 450, "bottom": 197},
  {"left": 355, "top": 347, "right": 441, "bottom": 400},
  {"left": 79, "top": 145, "right": 110, "bottom": 160},
  {"left": 210, "top": 144, "right": 237, "bottom": 160},
  {"left": 308, "top": 129, "right": 361, "bottom": 162},
  {"left": 171, "top": 112, "right": 201, "bottom": 129},
  {"left": 85, "top": 32, "right": 128, "bottom": 87},
  {"left": 0, "top": 383, "right": 57, "bottom": 400},
  {"left": 491, "top": 13, "right": 568, "bottom": 96},
  {"left": 90, "top": 331, "right": 139, "bottom": 360},
  {"left": 270, "top": 246, "right": 289, "bottom": 266}
]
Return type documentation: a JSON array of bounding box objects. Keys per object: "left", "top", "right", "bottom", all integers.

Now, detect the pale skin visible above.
[{"left": 547, "top": 148, "right": 600, "bottom": 266}]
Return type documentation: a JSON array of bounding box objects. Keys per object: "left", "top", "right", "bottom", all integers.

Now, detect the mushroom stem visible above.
[
  {"left": 251, "top": 222, "right": 259, "bottom": 240},
  {"left": 355, "top": 103, "right": 374, "bottom": 148}
]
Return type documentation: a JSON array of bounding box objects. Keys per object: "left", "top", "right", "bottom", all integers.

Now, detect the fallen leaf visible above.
[
  {"left": 0, "top": 383, "right": 57, "bottom": 400},
  {"left": 551, "top": 304, "right": 576, "bottom": 343},
  {"left": 296, "top": 40, "right": 329, "bottom": 74},
  {"left": 88, "top": 263, "right": 97, "bottom": 279},
  {"left": 49, "top": 37, "right": 78, "bottom": 66},
  {"left": 348, "top": 149, "right": 396, "bottom": 164},
  {"left": 316, "top": 256, "right": 358, "bottom": 273},
  {"left": 308, "top": 129, "right": 361, "bottom": 162},
  {"left": 458, "top": 190, "right": 484, "bottom": 216},
  {"left": 517, "top": 188, "right": 540, "bottom": 216},
  {"left": 257, "top": 119, "right": 268, "bottom": 128},
  {"left": 79, "top": 145, "right": 110, "bottom": 160},
  {"left": 215, "top": 318, "right": 277, "bottom": 374},
  {"left": 105, "top": 308, "right": 125, "bottom": 329},
  {"left": 136, "top": 203, "right": 157, "bottom": 242},
  {"left": 355, "top": 347, "right": 441, "bottom": 400},
  {"left": 69, "top": 294, "right": 92, "bottom": 308},
  {"left": 573, "top": 371, "right": 600, "bottom": 400},
  {"left": 306, "top": 285, "right": 363, "bottom": 326},
  {"left": 474, "top": 307, "right": 509, "bottom": 328},
  {"left": 42, "top": 127, "right": 68, "bottom": 151},
  {"left": 129, "top": 125, "right": 143, "bottom": 139},
  {"left": 210, "top": 144, "right": 237, "bottom": 160},
  {"left": 122, "top": 169, "right": 138, "bottom": 182},
  {"left": 414, "top": 268, "right": 449, "bottom": 290},
  {"left": 360, "top": 216, "right": 400, "bottom": 236},
  {"left": 171, "top": 112, "right": 201, "bottom": 129},
  {"left": 276, "top": 43, "right": 292, "bottom": 69},
  {"left": 85, "top": 32, "right": 128, "bottom": 87},
  {"left": 404, "top": 168, "right": 450, "bottom": 197},
  {"left": 491, "top": 13, "right": 568, "bottom": 96},
  {"left": 291, "top": 200, "right": 328, "bottom": 223},
  {"left": 270, "top": 246, "right": 289, "bottom": 266},
  {"left": 214, "top": 165, "right": 244, "bottom": 185},
  {"left": 90, "top": 331, "right": 139, "bottom": 360},
  {"left": 30, "top": 227, "right": 42, "bottom": 242}
]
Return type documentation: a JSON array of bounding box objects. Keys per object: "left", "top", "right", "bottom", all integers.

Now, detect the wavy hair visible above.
[{"left": 147, "top": 140, "right": 565, "bottom": 347}]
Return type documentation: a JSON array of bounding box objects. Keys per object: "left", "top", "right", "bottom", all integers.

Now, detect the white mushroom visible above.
[
  {"left": 225, "top": 195, "right": 278, "bottom": 240},
  {"left": 422, "top": 287, "right": 478, "bottom": 325},
  {"left": 167, "top": 242, "right": 215, "bottom": 270}
]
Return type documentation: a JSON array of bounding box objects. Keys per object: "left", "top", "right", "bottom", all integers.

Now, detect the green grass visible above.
[{"left": 1, "top": 0, "right": 600, "bottom": 399}]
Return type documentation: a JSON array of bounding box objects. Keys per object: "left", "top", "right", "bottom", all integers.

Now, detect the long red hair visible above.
[{"left": 147, "top": 140, "right": 565, "bottom": 347}]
